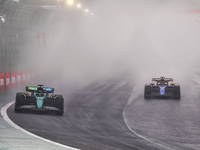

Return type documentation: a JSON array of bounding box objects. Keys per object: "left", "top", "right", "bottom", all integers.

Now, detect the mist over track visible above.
[{"left": 7, "top": 72, "right": 200, "bottom": 150}]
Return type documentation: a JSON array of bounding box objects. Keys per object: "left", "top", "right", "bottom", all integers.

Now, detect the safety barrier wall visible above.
[
  {"left": 5, "top": 72, "right": 10, "bottom": 90},
  {"left": 16, "top": 71, "right": 22, "bottom": 86},
  {"left": 11, "top": 72, "right": 16, "bottom": 88},
  {"left": 0, "top": 73, "right": 5, "bottom": 90},
  {"left": 0, "top": 70, "right": 36, "bottom": 91}
]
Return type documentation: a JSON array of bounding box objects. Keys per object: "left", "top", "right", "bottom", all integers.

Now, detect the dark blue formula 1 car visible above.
[
  {"left": 144, "top": 77, "right": 180, "bottom": 99},
  {"left": 15, "top": 85, "right": 64, "bottom": 115}
]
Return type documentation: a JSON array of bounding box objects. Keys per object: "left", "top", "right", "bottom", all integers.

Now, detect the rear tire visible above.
[
  {"left": 174, "top": 85, "right": 180, "bottom": 99},
  {"left": 144, "top": 85, "right": 151, "bottom": 99},
  {"left": 15, "top": 92, "right": 26, "bottom": 113},
  {"left": 54, "top": 95, "right": 64, "bottom": 115}
]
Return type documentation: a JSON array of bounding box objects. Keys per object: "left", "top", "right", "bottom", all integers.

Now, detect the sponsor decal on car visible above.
[
  {"left": 43, "top": 106, "right": 59, "bottom": 111},
  {"left": 43, "top": 87, "right": 52, "bottom": 91},
  {"left": 159, "top": 85, "right": 167, "bottom": 95},
  {"left": 28, "top": 86, "right": 37, "bottom": 91},
  {"left": 36, "top": 97, "right": 44, "bottom": 108},
  {"left": 20, "top": 105, "right": 35, "bottom": 109}
]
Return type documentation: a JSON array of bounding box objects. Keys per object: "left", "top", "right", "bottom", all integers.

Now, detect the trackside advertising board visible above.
[
  {"left": 0, "top": 73, "right": 4, "bottom": 90},
  {"left": 5, "top": 72, "right": 10, "bottom": 90},
  {"left": 185, "top": 10, "right": 200, "bottom": 22},
  {"left": 16, "top": 72, "right": 21, "bottom": 86},
  {"left": 11, "top": 72, "right": 16, "bottom": 88}
]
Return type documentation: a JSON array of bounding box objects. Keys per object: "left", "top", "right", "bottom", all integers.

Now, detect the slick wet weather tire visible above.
[
  {"left": 15, "top": 92, "right": 26, "bottom": 113},
  {"left": 144, "top": 85, "right": 151, "bottom": 99},
  {"left": 54, "top": 95, "right": 64, "bottom": 115},
  {"left": 174, "top": 85, "right": 181, "bottom": 100}
]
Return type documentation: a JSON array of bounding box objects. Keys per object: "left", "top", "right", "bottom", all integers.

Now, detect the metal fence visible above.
[
  {"left": 0, "top": 0, "right": 54, "bottom": 73},
  {"left": 19, "top": 0, "right": 64, "bottom": 6}
]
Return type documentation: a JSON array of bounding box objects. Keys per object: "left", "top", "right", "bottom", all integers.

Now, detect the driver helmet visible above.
[{"left": 161, "top": 77, "right": 165, "bottom": 81}]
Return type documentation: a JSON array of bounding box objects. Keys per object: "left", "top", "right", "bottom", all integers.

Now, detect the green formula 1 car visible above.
[{"left": 15, "top": 85, "right": 64, "bottom": 115}]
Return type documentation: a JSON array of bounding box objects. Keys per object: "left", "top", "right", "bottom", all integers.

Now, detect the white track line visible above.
[
  {"left": 122, "top": 92, "right": 174, "bottom": 150},
  {"left": 1, "top": 100, "right": 80, "bottom": 150}
]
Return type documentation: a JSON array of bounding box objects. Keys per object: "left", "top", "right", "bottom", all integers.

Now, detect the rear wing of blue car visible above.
[
  {"left": 152, "top": 78, "right": 173, "bottom": 82},
  {"left": 26, "top": 86, "right": 54, "bottom": 93}
]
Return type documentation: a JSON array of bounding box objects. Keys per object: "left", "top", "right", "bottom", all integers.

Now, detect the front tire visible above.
[
  {"left": 15, "top": 92, "right": 26, "bottom": 113},
  {"left": 174, "top": 85, "right": 180, "bottom": 99},
  {"left": 54, "top": 95, "right": 64, "bottom": 115},
  {"left": 144, "top": 85, "right": 151, "bottom": 99}
]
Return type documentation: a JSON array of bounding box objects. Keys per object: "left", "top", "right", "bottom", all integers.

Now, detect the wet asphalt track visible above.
[{"left": 7, "top": 77, "right": 200, "bottom": 150}]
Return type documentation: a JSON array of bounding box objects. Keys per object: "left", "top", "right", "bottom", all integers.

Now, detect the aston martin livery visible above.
[
  {"left": 15, "top": 85, "right": 64, "bottom": 115},
  {"left": 144, "top": 77, "right": 180, "bottom": 99}
]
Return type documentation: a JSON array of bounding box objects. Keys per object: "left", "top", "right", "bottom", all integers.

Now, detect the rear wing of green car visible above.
[{"left": 26, "top": 86, "right": 54, "bottom": 93}]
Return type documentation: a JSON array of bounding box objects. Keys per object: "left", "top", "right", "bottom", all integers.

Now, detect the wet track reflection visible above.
[
  {"left": 7, "top": 78, "right": 200, "bottom": 150},
  {"left": 124, "top": 83, "right": 200, "bottom": 150}
]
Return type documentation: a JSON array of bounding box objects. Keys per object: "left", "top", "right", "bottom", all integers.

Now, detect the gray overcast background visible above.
[{"left": 25, "top": 0, "right": 200, "bottom": 92}]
